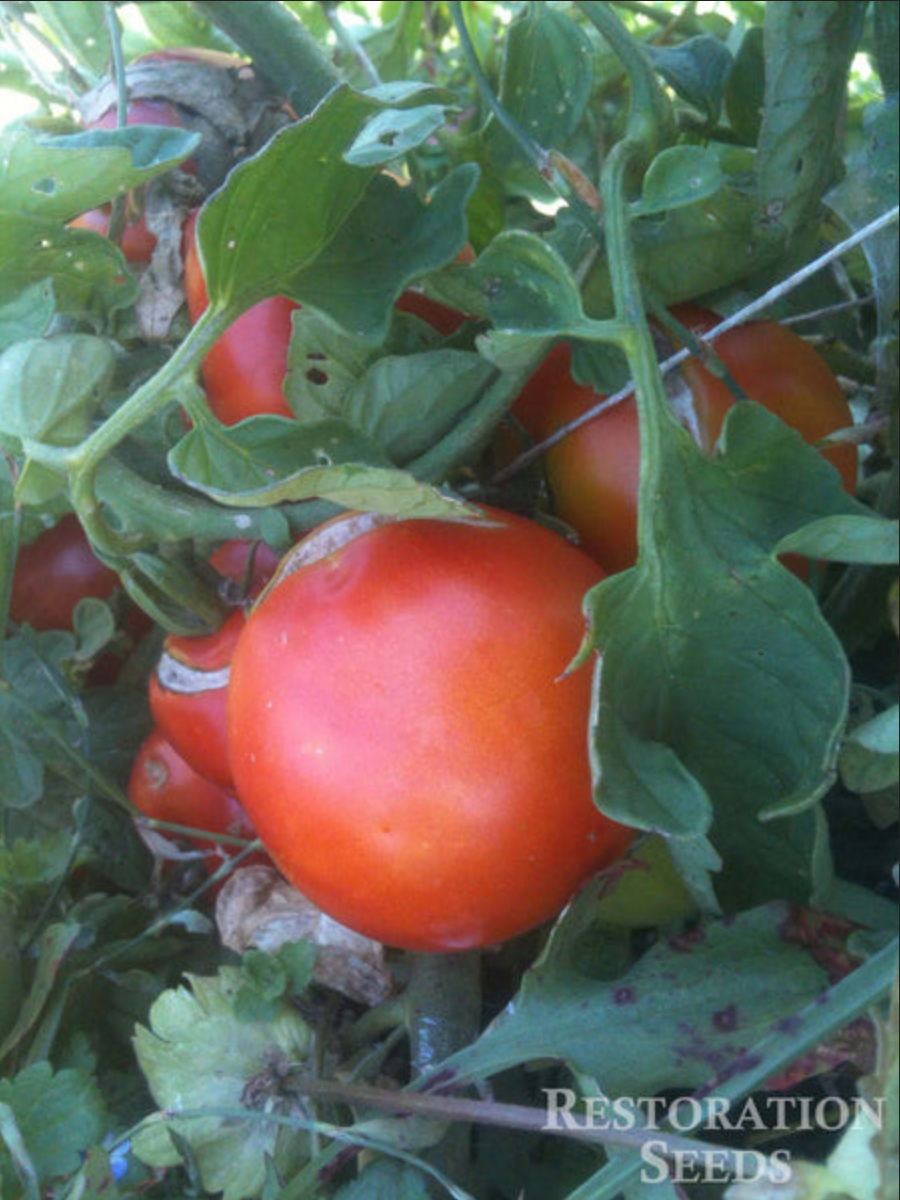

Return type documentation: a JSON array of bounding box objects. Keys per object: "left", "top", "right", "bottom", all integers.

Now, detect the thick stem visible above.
[
  {"left": 190, "top": 1, "right": 341, "bottom": 118},
  {"left": 406, "top": 950, "right": 482, "bottom": 1191}
]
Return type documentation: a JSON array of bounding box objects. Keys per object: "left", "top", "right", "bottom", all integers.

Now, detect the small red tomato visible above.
[
  {"left": 182, "top": 209, "right": 298, "bottom": 423},
  {"left": 9, "top": 514, "right": 120, "bottom": 631},
  {"left": 149, "top": 539, "right": 281, "bottom": 785},
  {"left": 128, "top": 727, "right": 259, "bottom": 875},
  {"left": 227, "top": 509, "right": 634, "bottom": 952}
]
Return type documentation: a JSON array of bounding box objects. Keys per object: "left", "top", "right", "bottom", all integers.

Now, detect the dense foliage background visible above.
[{"left": 0, "top": 3, "right": 897, "bottom": 1198}]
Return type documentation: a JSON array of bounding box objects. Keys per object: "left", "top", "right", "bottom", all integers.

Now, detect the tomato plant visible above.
[
  {"left": 8, "top": 514, "right": 120, "bottom": 631},
  {"left": 1, "top": 4, "right": 896, "bottom": 1198},
  {"left": 227, "top": 510, "right": 634, "bottom": 952},
  {"left": 149, "top": 539, "right": 280, "bottom": 785},
  {"left": 128, "top": 725, "right": 260, "bottom": 874},
  {"left": 512, "top": 311, "right": 859, "bottom": 574}
]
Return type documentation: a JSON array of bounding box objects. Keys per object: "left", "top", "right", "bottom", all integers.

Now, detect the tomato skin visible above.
[
  {"left": 182, "top": 210, "right": 298, "bottom": 423},
  {"left": 128, "top": 727, "right": 259, "bottom": 874},
  {"left": 672, "top": 304, "right": 858, "bottom": 493},
  {"left": 9, "top": 514, "right": 120, "bottom": 631},
  {"left": 513, "top": 313, "right": 858, "bottom": 575},
  {"left": 149, "top": 540, "right": 280, "bottom": 785},
  {"left": 227, "top": 509, "right": 634, "bottom": 952}
]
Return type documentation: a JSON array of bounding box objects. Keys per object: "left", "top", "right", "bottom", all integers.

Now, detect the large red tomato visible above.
[
  {"left": 512, "top": 309, "right": 858, "bottom": 574},
  {"left": 8, "top": 514, "right": 120, "bottom": 631},
  {"left": 128, "top": 727, "right": 260, "bottom": 877},
  {"left": 227, "top": 509, "right": 633, "bottom": 952},
  {"left": 149, "top": 539, "right": 280, "bottom": 785}
]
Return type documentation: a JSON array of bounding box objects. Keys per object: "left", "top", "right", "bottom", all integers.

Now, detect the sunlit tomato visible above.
[
  {"left": 182, "top": 209, "right": 298, "bottom": 423},
  {"left": 512, "top": 311, "right": 858, "bottom": 575},
  {"left": 8, "top": 514, "right": 120, "bottom": 631},
  {"left": 128, "top": 727, "right": 260, "bottom": 877},
  {"left": 149, "top": 539, "right": 280, "bottom": 785},
  {"left": 227, "top": 509, "right": 634, "bottom": 952}
]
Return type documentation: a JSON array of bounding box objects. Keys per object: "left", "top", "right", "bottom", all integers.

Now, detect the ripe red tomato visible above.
[
  {"left": 8, "top": 514, "right": 120, "bottom": 631},
  {"left": 512, "top": 310, "right": 858, "bottom": 574},
  {"left": 672, "top": 303, "right": 858, "bottom": 493},
  {"left": 182, "top": 209, "right": 299, "bottom": 424},
  {"left": 149, "top": 539, "right": 280, "bottom": 785},
  {"left": 128, "top": 727, "right": 260, "bottom": 876},
  {"left": 227, "top": 509, "right": 634, "bottom": 952}
]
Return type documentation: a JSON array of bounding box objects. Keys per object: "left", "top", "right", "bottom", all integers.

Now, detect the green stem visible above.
[
  {"left": 600, "top": 139, "right": 673, "bottom": 562},
  {"left": 577, "top": 1, "right": 675, "bottom": 161},
  {"left": 190, "top": 1, "right": 341, "bottom": 118},
  {"left": 34, "top": 305, "right": 235, "bottom": 558},
  {"left": 104, "top": 3, "right": 129, "bottom": 246}
]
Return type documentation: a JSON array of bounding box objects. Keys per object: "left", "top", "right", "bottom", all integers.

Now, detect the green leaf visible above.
[
  {"left": 270, "top": 165, "right": 479, "bottom": 342},
  {"left": 195, "top": 85, "right": 387, "bottom": 311},
  {"left": 28, "top": 2, "right": 110, "bottom": 77},
  {"left": 496, "top": 8, "right": 594, "bottom": 147},
  {"left": 0, "top": 127, "right": 201, "bottom": 221},
  {"left": 777, "top": 515, "right": 900, "bottom": 564},
  {"left": 0, "top": 922, "right": 81, "bottom": 1062},
  {"left": 335, "top": 1158, "right": 433, "bottom": 1200},
  {"left": 586, "top": 403, "right": 869, "bottom": 910},
  {"left": 344, "top": 104, "right": 451, "bottom": 166},
  {"left": 724, "top": 24, "right": 765, "bottom": 144},
  {"left": 754, "top": 1, "right": 866, "bottom": 242},
  {"left": 0, "top": 1064, "right": 107, "bottom": 1191},
  {"left": 631, "top": 145, "right": 725, "bottom": 217},
  {"left": 840, "top": 707, "right": 900, "bottom": 795},
  {"left": 0, "top": 216, "right": 138, "bottom": 321},
  {"left": 872, "top": 2, "right": 900, "bottom": 97},
  {"left": 132, "top": 967, "right": 312, "bottom": 1200},
  {"left": 438, "top": 904, "right": 826, "bottom": 1095},
  {"left": 646, "top": 35, "right": 734, "bottom": 124},
  {"left": 344, "top": 350, "right": 496, "bottom": 463},
  {"left": 0, "top": 280, "right": 55, "bottom": 354},
  {"left": 284, "top": 308, "right": 378, "bottom": 421},
  {"left": 170, "top": 416, "right": 479, "bottom": 522},
  {"left": 471, "top": 231, "right": 617, "bottom": 348},
  {"left": 0, "top": 334, "right": 116, "bottom": 447}
]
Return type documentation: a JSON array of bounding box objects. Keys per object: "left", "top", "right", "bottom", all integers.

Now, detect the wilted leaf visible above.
[
  {"left": 132, "top": 967, "right": 312, "bottom": 1200},
  {"left": 217, "top": 865, "right": 392, "bottom": 1006}
]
